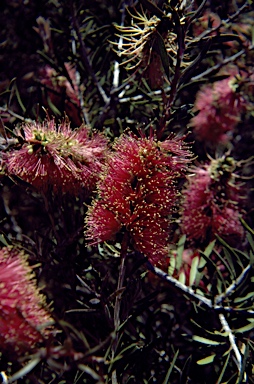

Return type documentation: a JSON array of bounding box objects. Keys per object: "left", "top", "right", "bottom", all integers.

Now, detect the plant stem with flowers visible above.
[{"left": 0, "top": 1, "right": 254, "bottom": 383}]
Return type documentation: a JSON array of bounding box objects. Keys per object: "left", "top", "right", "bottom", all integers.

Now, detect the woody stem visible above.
[{"left": 111, "top": 232, "right": 129, "bottom": 383}]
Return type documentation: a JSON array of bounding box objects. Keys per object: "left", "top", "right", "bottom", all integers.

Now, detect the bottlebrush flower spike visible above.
[
  {"left": 190, "top": 75, "right": 246, "bottom": 144},
  {"left": 112, "top": 5, "right": 189, "bottom": 88},
  {"left": 0, "top": 247, "right": 54, "bottom": 356},
  {"left": 85, "top": 133, "right": 192, "bottom": 265},
  {"left": 5, "top": 118, "right": 108, "bottom": 194},
  {"left": 113, "top": 6, "right": 161, "bottom": 70},
  {"left": 180, "top": 156, "right": 245, "bottom": 244}
]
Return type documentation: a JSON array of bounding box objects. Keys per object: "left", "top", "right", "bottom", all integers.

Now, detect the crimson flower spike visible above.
[
  {"left": 180, "top": 155, "right": 245, "bottom": 245},
  {"left": 0, "top": 247, "right": 54, "bottom": 356},
  {"left": 5, "top": 118, "right": 108, "bottom": 195},
  {"left": 190, "top": 73, "right": 247, "bottom": 145},
  {"left": 85, "top": 132, "right": 193, "bottom": 265}
]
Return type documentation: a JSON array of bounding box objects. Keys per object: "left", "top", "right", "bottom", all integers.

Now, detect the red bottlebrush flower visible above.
[
  {"left": 190, "top": 75, "right": 246, "bottom": 144},
  {"left": 5, "top": 119, "right": 108, "bottom": 194},
  {"left": 0, "top": 247, "right": 54, "bottom": 355},
  {"left": 39, "top": 63, "right": 82, "bottom": 125},
  {"left": 86, "top": 133, "right": 192, "bottom": 265},
  {"left": 180, "top": 156, "right": 245, "bottom": 244}
]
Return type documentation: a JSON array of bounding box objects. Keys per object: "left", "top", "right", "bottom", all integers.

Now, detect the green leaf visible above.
[
  {"left": 234, "top": 322, "right": 254, "bottom": 334},
  {"left": 179, "top": 270, "right": 186, "bottom": 285},
  {"left": 46, "top": 95, "right": 61, "bottom": 116},
  {"left": 216, "top": 236, "right": 244, "bottom": 268},
  {"left": 234, "top": 292, "right": 254, "bottom": 303},
  {"left": 78, "top": 365, "right": 102, "bottom": 382},
  {"left": 240, "top": 218, "right": 254, "bottom": 236},
  {"left": 118, "top": 342, "right": 140, "bottom": 356},
  {"left": 237, "top": 345, "right": 249, "bottom": 384},
  {"left": 0, "top": 115, "right": 7, "bottom": 140},
  {"left": 13, "top": 83, "right": 26, "bottom": 113},
  {"left": 191, "top": 320, "right": 228, "bottom": 337},
  {"left": 216, "top": 353, "right": 231, "bottom": 384},
  {"left": 162, "top": 350, "right": 179, "bottom": 384},
  {"left": 154, "top": 32, "right": 170, "bottom": 80},
  {"left": 176, "top": 235, "right": 186, "bottom": 270},
  {"left": 213, "top": 247, "right": 236, "bottom": 280},
  {"left": 168, "top": 255, "right": 176, "bottom": 276},
  {"left": 203, "top": 240, "right": 216, "bottom": 258},
  {"left": 197, "top": 255, "right": 207, "bottom": 271},
  {"left": 200, "top": 249, "right": 226, "bottom": 291},
  {"left": 0, "top": 234, "right": 9, "bottom": 246},
  {"left": 222, "top": 248, "right": 237, "bottom": 278},
  {"left": 195, "top": 256, "right": 207, "bottom": 286},
  {"left": 247, "top": 232, "right": 254, "bottom": 253},
  {"left": 189, "top": 256, "right": 199, "bottom": 286},
  {"left": 214, "top": 33, "right": 245, "bottom": 45},
  {"left": 197, "top": 354, "right": 216, "bottom": 365},
  {"left": 7, "top": 357, "right": 41, "bottom": 382},
  {"left": 193, "top": 335, "right": 223, "bottom": 346},
  {"left": 250, "top": 250, "right": 254, "bottom": 267}
]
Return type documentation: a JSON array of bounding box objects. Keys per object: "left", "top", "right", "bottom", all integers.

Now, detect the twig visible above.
[
  {"left": 190, "top": 48, "right": 247, "bottom": 82},
  {"left": 112, "top": 3, "right": 127, "bottom": 89},
  {"left": 148, "top": 262, "right": 213, "bottom": 308},
  {"left": 119, "top": 85, "right": 171, "bottom": 103},
  {"left": 219, "top": 313, "right": 242, "bottom": 373},
  {"left": 148, "top": 261, "right": 254, "bottom": 317},
  {"left": 159, "top": 7, "right": 186, "bottom": 135},
  {"left": 199, "top": 1, "right": 250, "bottom": 40},
  {"left": 71, "top": 28, "right": 91, "bottom": 126},
  {"left": 215, "top": 265, "right": 251, "bottom": 306},
  {"left": 0, "top": 106, "right": 34, "bottom": 123},
  {"left": 188, "top": 3, "right": 253, "bottom": 83},
  {"left": 180, "top": 2, "right": 251, "bottom": 91},
  {"left": 71, "top": 11, "right": 110, "bottom": 105},
  {"left": 111, "top": 233, "right": 129, "bottom": 383},
  {"left": 187, "top": 0, "right": 207, "bottom": 26}
]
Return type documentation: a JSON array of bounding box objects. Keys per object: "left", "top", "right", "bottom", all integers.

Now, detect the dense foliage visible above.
[{"left": 0, "top": 0, "right": 254, "bottom": 383}]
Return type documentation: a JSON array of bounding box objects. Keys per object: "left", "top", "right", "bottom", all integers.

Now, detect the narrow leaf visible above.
[
  {"left": 222, "top": 248, "right": 236, "bottom": 278},
  {"left": 7, "top": 357, "right": 41, "bottom": 383},
  {"left": 176, "top": 235, "right": 186, "bottom": 270},
  {"left": 189, "top": 256, "right": 199, "bottom": 286},
  {"left": 250, "top": 250, "right": 254, "bottom": 266},
  {"left": 197, "top": 354, "right": 216, "bottom": 365},
  {"left": 240, "top": 218, "right": 254, "bottom": 235},
  {"left": 154, "top": 32, "right": 170, "bottom": 80},
  {"left": 0, "top": 116, "right": 7, "bottom": 140},
  {"left": 193, "top": 335, "right": 223, "bottom": 346},
  {"left": 247, "top": 232, "right": 254, "bottom": 253},
  {"left": 78, "top": 365, "right": 102, "bottom": 381},
  {"left": 162, "top": 350, "right": 179, "bottom": 384},
  {"left": 234, "top": 292, "right": 254, "bottom": 303},
  {"left": 203, "top": 240, "right": 216, "bottom": 258},
  {"left": 14, "top": 84, "right": 26, "bottom": 113},
  {"left": 0, "top": 234, "right": 9, "bottom": 247},
  {"left": 234, "top": 322, "right": 254, "bottom": 334},
  {"left": 216, "top": 353, "right": 230, "bottom": 384}
]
